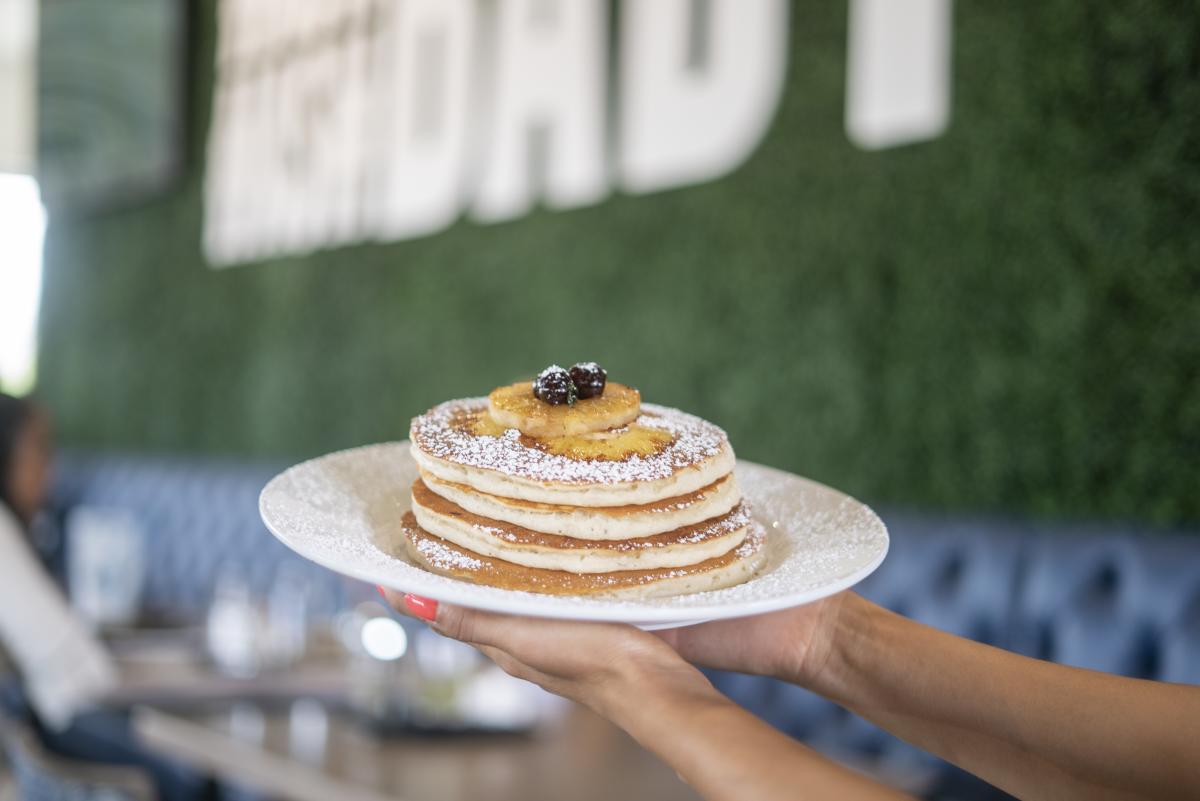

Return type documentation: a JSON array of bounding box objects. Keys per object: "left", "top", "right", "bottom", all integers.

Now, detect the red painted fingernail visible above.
[
  {"left": 404, "top": 594, "right": 438, "bottom": 622},
  {"left": 375, "top": 585, "right": 388, "bottom": 600}
]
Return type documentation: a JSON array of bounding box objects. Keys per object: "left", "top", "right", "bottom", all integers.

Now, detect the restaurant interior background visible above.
[{"left": 1, "top": 1, "right": 1197, "bottom": 800}]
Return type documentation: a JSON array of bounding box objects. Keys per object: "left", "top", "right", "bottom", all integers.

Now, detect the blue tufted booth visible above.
[
  {"left": 46, "top": 454, "right": 1200, "bottom": 800},
  {"left": 49, "top": 453, "right": 349, "bottom": 622}
]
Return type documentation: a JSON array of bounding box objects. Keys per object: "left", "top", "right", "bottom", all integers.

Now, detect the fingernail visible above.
[
  {"left": 375, "top": 585, "right": 388, "bottom": 600},
  {"left": 403, "top": 594, "right": 438, "bottom": 622}
]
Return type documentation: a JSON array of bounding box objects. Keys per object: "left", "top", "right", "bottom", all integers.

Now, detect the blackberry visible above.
[
  {"left": 533, "top": 365, "right": 576, "bottom": 405},
  {"left": 569, "top": 362, "right": 607, "bottom": 399}
]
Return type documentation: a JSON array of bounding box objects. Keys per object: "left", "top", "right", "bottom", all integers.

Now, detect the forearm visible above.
[
  {"left": 603, "top": 670, "right": 912, "bottom": 801},
  {"left": 804, "top": 594, "right": 1200, "bottom": 800}
]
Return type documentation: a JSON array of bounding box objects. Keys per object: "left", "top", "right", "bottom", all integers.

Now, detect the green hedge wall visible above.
[{"left": 37, "top": 1, "right": 1200, "bottom": 525}]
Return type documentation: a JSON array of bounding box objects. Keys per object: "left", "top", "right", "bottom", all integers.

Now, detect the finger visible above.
[
  {"left": 476, "top": 644, "right": 535, "bottom": 682},
  {"left": 650, "top": 625, "right": 682, "bottom": 649},
  {"left": 430, "top": 603, "right": 647, "bottom": 677},
  {"left": 476, "top": 644, "right": 566, "bottom": 698},
  {"left": 377, "top": 587, "right": 423, "bottom": 621},
  {"left": 378, "top": 590, "right": 529, "bottom": 649},
  {"left": 385, "top": 592, "right": 668, "bottom": 681},
  {"left": 401, "top": 593, "right": 439, "bottom": 622},
  {"left": 431, "top": 602, "right": 531, "bottom": 647},
  {"left": 650, "top": 617, "right": 762, "bottom": 666},
  {"left": 649, "top": 619, "right": 717, "bottom": 653},
  {"left": 380, "top": 595, "right": 556, "bottom": 685},
  {"left": 377, "top": 588, "right": 445, "bottom": 626}
]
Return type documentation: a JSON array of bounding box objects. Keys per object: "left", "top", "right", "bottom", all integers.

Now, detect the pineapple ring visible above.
[
  {"left": 469, "top": 410, "right": 674, "bottom": 461},
  {"left": 488, "top": 380, "right": 641, "bottom": 437}
]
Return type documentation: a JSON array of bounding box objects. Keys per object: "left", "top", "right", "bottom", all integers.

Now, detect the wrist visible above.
[
  {"left": 798, "top": 591, "right": 883, "bottom": 701},
  {"left": 778, "top": 592, "right": 877, "bottom": 694},
  {"left": 596, "top": 659, "right": 726, "bottom": 733}
]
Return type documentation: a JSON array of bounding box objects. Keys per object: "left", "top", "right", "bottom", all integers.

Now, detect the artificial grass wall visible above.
[{"left": 37, "top": 1, "right": 1200, "bottom": 525}]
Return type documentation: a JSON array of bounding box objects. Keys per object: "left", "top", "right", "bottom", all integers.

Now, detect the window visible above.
[{"left": 0, "top": 173, "right": 45, "bottom": 394}]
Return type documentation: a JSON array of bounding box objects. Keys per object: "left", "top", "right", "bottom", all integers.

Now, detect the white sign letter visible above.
[
  {"left": 845, "top": 0, "right": 952, "bottom": 150},
  {"left": 471, "top": 0, "right": 608, "bottom": 223},
  {"left": 370, "top": 0, "right": 474, "bottom": 241},
  {"left": 619, "top": 0, "right": 788, "bottom": 194}
]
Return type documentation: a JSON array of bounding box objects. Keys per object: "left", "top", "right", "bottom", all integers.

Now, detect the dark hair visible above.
[{"left": 0, "top": 393, "right": 34, "bottom": 518}]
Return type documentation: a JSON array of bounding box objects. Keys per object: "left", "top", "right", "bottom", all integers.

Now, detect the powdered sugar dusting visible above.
[
  {"left": 260, "top": 442, "right": 888, "bottom": 626},
  {"left": 410, "top": 400, "right": 728, "bottom": 486},
  {"left": 734, "top": 521, "right": 765, "bottom": 557},
  {"left": 414, "top": 531, "right": 485, "bottom": 571}
]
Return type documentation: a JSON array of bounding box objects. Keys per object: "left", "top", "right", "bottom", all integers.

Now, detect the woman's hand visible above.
[
  {"left": 380, "top": 590, "right": 719, "bottom": 724},
  {"left": 382, "top": 589, "right": 913, "bottom": 801},
  {"left": 654, "top": 592, "right": 852, "bottom": 688}
]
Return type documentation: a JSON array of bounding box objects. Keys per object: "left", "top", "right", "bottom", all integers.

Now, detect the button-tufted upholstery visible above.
[{"left": 50, "top": 453, "right": 349, "bottom": 622}]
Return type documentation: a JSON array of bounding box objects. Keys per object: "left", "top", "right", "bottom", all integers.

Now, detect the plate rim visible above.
[{"left": 259, "top": 441, "right": 889, "bottom": 625}]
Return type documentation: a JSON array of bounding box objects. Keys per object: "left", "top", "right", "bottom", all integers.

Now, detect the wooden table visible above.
[
  {"left": 110, "top": 637, "right": 700, "bottom": 801},
  {"left": 132, "top": 703, "right": 699, "bottom": 801}
]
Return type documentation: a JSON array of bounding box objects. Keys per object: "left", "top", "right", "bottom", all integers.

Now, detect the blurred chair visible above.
[{"left": 0, "top": 715, "right": 154, "bottom": 801}]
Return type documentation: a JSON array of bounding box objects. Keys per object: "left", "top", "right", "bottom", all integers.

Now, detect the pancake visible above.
[
  {"left": 411, "top": 478, "right": 751, "bottom": 573},
  {"left": 410, "top": 400, "right": 735, "bottom": 507},
  {"left": 419, "top": 471, "right": 742, "bottom": 540},
  {"left": 401, "top": 511, "right": 767, "bottom": 599}
]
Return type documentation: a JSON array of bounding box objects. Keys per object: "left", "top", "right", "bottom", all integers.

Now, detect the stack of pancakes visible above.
[{"left": 403, "top": 382, "right": 766, "bottom": 599}]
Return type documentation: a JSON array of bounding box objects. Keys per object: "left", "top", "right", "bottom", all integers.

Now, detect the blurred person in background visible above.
[
  {"left": 0, "top": 391, "right": 113, "bottom": 725},
  {"left": 387, "top": 593, "right": 1200, "bottom": 800},
  {"left": 0, "top": 393, "right": 52, "bottom": 530},
  {"left": 0, "top": 392, "right": 207, "bottom": 800}
]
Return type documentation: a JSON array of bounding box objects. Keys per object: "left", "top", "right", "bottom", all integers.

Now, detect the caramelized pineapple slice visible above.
[
  {"left": 488, "top": 381, "right": 641, "bottom": 437},
  {"left": 467, "top": 410, "right": 674, "bottom": 461},
  {"left": 536, "top": 425, "right": 674, "bottom": 460}
]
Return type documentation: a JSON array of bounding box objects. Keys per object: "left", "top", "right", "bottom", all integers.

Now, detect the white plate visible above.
[{"left": 260, "top": 442, "right": 888, "bottom": 630}]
